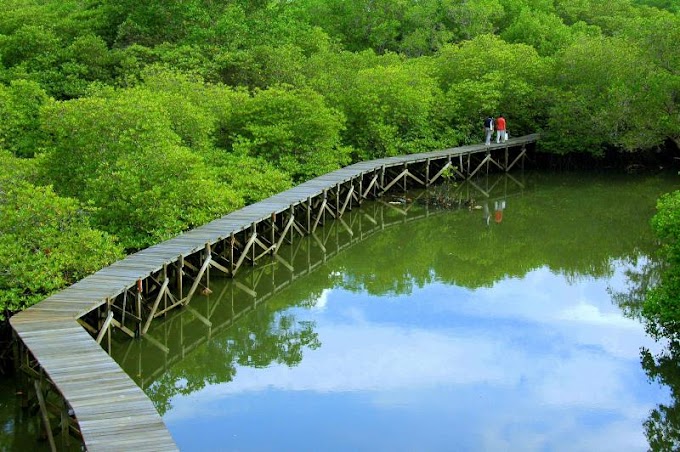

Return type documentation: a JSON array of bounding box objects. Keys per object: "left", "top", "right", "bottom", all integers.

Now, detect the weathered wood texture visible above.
[{"left": 10, "top": 135, "right": 537, "bottom": 451}]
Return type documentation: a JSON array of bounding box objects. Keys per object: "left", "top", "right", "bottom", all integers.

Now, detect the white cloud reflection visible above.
[{"left": 165, "top": 263, "right": 667, "bottom": 451}]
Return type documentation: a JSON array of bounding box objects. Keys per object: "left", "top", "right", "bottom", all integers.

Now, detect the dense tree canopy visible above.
[{"left": 0, "top": 0, "right": 678, "bottom": 316}]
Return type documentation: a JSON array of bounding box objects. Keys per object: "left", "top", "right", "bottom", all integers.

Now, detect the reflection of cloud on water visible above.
[
  {"left": 426, "top": 263, "right": 661, "bottom": 360},
  {"left": 167, "top": 322, "right": 649, "bottom": 404},
  {"left": 166, "top": 318, "right": 659, "bottom": 451},
  {"left": 558, "top": 302, "right": 636, "bottom": 325},
  {"left": 164, "top": 261, "right": 667, "bottom": 451},
  {"left": 311, "top": 288, "right": 330, "bottom": 311}
]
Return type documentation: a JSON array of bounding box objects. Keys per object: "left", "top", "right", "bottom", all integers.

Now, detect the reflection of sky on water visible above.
[{"left": 165, "top": 262, "right": 669, "bottom": 452}]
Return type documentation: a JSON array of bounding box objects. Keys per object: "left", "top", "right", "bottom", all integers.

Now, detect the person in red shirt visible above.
[
  {"left": 495, "top": 115, "right": 507, "bottom": 143},
  {"left": 494, "top": 200, "right": 506, "bottom": 223}
]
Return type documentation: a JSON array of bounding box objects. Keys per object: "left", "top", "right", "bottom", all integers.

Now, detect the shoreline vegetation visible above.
[{"left": 0, "top": 0, "right": 678, "bottom": 370}]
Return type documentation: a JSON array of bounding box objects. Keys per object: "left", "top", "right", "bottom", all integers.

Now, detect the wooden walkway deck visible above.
[{"left": 10, "top": 134, "right": 538, "bottom": 450}]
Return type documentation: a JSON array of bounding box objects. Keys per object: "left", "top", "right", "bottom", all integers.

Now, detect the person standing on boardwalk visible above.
[
  {"left": 483, "top": 116, "right": 494, "bottom": 146},
  {"left": 495, "top": 115, "right": 507, "bottom": 143}
]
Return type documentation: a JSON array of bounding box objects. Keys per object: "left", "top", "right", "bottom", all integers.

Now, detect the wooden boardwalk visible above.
[{"left": 10, "top": 134, "right": 538, "bottom": 450}]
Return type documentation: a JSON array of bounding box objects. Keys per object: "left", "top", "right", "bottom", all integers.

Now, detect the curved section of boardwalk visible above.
[{"left": 10, "top": 135, "right": 538, "bottom": 450}]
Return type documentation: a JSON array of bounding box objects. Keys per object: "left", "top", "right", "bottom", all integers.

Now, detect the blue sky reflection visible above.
[{"left": 165, "top": 261, "right": 668, "bottom": 452}]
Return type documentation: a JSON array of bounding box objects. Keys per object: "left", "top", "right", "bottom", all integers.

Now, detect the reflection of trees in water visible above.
[
  {"left": 146, "top": 307, "right": 320, "bottom": 415},
  {"left": 610, "top": 240, "right": 678, "bottom": 450},
  {"left": 641, "top": 344, "right": 680, "bottom": 451},
  {"left": 338, "top": 172, "right": 662, "bottom": 294},
  {"left": 610, "top": 256, "right": 663, "bottom": 321},
  {"left": 134, "top": 172, "right": 672, "bottom": 419}
]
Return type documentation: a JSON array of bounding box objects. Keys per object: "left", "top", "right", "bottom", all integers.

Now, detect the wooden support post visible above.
[
  {"left": 121, "top": 290, "right": 127, "bottom": 328},
  {"left": 162, "top": 264, "right": 168, "bottom": 313},
  {"left": 336, "top": 184, "right": 340, "bottom": 217},
  {"left": 60, "top": 400, "right": 70, "bottom": 449},
  {"left": 229, "top": 233, "right": 235, "bottom": 276},
  {"left": 425, "top": 158, "right": 430, "bottom": 186},
  {"left": 380, "top": 166, "right": 385, "bottom": 194},
  {"left": 209, "top": 259, "right": 231, "bottom": 275},
  {"left": 34, "top": 380, "right": 56, "bottom": 452},
  {"left": 306, "top": 197, "right": 312, "bottom": 233},
  {"left": 204, "top": 243, "right": 211, "bottom": 289},
  {"left": 349, "top": 177, "right": 355, "bottom": 209},
  {"left": 176, "top": 255, "right": 184, "bottom": 300},
  {"left": 322, "top": 190, "right": 328, "bottom": 227},
  {"left": 359, "top": 175, "right": 364, "bottom": 203},
  {"left": 270, "top": 213, "right": 276, "bottom": 253},
  {"left": 136, "top": 279, "right": 142, "bottom": 337},
  {"left": 107, "top": 301, "right": 112, "bottom": 353}
]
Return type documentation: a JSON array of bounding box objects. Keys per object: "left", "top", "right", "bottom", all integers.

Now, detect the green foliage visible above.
[
  {"left": 0, "top": 150, "right": 123, "bottom": 319},
  {"left": 85, "top": 146, "right": 241, "bottom": 250},
  {"left": 0, "top": 79, "right": 49, "bottom": 157},
  {"left": 291, "top": 0, "right": 502, "bottom": 54},
  {"left": 200, "top": 149, "right": 292, "bottom": 205},
  {"left": 0, "top": 0, "right": 677, "bottom": 319},
  {"left": 214, "top": 44, "right": 308, "bottom": 89},
  {"left": 501, "top": 9, "right": 576, "bottom": 55},
  {"left": 642, "top": 191, "right": 680, "bottom": 342},
  {"left": 634, "top": 0, "right": 680, "bottom": 12},
  {"left": 434, "top": 35, "right": 549, "bottom": 140},
  {"left": 225, "top": 85, "right": 350, "bottom": 181},
  {"left": 0, "top": 4, "right": 118, "bottom": 98},
  {"left": 544, "top": 35, "right": 671, "bottom": 154},
  {"left": 39, "top": 88, "right": 240, "bottom": 249},
  {"left": 347, "top": 62, "right": 444, "bottom": 157}
]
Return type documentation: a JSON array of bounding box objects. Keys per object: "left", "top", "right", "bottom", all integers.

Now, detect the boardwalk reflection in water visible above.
[{"left": 110, "top": 171, "right": 675, "bottom": 452}]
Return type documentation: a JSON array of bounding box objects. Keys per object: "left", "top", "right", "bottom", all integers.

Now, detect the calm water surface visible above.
[{"left": 3, "top": 171, "right": 679, "bottom": 451}]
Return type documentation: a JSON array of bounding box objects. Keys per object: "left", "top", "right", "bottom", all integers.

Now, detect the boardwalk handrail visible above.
[{"left": 10, "top": 134, "right": 538, "bottom": 450}]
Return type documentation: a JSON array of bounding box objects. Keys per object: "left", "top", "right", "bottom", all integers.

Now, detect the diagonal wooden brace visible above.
[
  {"left": 232, "top": 233, "right": 257, "bottom": 277},
  {"left": 142, "top": 278, "right": 169, "bottom": 335},
  {"left": 429, "top": 162, "right": 453, "bottom": 184},
  {"left": 183, "top": 255, "right": 212, "bottom": 306}
]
